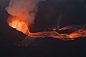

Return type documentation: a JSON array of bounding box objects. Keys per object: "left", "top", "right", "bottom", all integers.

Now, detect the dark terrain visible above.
[{"left": 0, "top": 0, "right": 86, "bottom": 57}]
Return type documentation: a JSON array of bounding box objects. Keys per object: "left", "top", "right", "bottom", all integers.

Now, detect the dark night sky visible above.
[
  {"left": 30, "top": 0, "right": 86, "bottom": 32},
  {"left": 0, "top": 0, "right": 86, "bottom": 57}
]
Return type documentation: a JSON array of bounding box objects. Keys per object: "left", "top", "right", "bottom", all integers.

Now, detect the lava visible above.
[
  {"left": 1, "top": 9, "right": 2, "bottom": 10},
  {"left": 8, "top": 17, "right": 30, "bottom": 35},
  {"left": 7, "top": 17, "right": 86, "bottom": 46}
]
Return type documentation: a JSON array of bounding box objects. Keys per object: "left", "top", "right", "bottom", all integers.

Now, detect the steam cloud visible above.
[
  {"left": 0, "top": 0, "right": 9, "bottom": 9},
  {"left": 0, "top": 0, "right": 86, "bottom": 32},
  {"left": 5, "top": 0, "right": 45, "bottom": 25}
]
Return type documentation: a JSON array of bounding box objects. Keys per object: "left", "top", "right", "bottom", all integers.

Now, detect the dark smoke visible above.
[
  {"left": 0, "top": 0, "right": 9, "bottom": 9},
  {"left": 0, "top": 0, "right": 86, "bottom": 33},
  {"left": 30, "top": 0, "right": 86, "bottom": 32}
]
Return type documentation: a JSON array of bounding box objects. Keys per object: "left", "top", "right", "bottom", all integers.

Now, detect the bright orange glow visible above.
[
  {"left": 58, "top": 26, "right": 77, "bottom": 31},
  {"left": 8, "top": 19, "right": 86, "bottom": 41},
  {"left": 1, "top": 9, "right": 2, "bottom": 10},
  {"left": 8, "top": 17, "right": 30, "bottom": 34},
  {"left": 7, "top": 18, "right": 86, "bottom": 46}
]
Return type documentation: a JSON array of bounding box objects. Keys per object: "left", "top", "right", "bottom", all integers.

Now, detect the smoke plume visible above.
[
  {"left": 0, "top": 0, "right": 9, "bottom": 9},
  {"left": 5, "top": 0, "right": 45, "bottom": 25}
]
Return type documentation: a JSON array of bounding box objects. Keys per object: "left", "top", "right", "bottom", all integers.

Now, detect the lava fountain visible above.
[
  {"left": 5, "top": 0, "right": 86, "bottom": 46},
  {"left": 8, "top": 17, "right": 30, "bottom": 35}
]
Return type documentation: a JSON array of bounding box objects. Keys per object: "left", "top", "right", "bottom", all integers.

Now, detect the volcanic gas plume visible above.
[
  {"left": 6, "top": 0, "right": 45, "bottom": 26},
  {"left": 1, "top": 0, "right": 86, "bottom": 46}
]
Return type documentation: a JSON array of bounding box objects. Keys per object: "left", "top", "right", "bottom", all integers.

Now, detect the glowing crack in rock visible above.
[{"left": 8, "top": 17, "right": 86, "bottom": 46}]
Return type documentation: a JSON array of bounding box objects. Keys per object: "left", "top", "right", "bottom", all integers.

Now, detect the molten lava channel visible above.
[
  {"left": 8, "top": 18, "right": 86, "bottom": 40},
  {"left": 7, "top": 17, "right": 86, "bottom": 46}
]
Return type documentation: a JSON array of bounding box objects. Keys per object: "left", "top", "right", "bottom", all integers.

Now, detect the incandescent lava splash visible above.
[{"left": 8, "top": 17, "right": 30, "bottom": 35}]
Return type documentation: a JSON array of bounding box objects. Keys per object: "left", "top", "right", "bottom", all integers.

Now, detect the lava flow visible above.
[{"left": 7, "top": 17, "right": 86, "bottom": 46}]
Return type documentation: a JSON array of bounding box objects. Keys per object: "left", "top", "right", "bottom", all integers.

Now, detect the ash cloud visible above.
[{"left": 5, "top": 0, "right": 45, "bottom": 26}]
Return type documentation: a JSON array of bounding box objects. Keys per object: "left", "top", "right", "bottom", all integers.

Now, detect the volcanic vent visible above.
[{"left": 1, "top": 0, "right": 86, "bottom": 46}]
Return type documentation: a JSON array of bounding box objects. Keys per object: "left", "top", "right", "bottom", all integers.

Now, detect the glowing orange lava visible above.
[
  {"left": 8, "top": 17, "right": 30, "bottom": 34},
  {"left": 1, "top": 9, "right": 2, "bottom": 10},
  {"left": 7, "top": 18, "right": 86, "bottom": 46},
  {"left": 7, "top": 17, "right": 86, "bottom": 46},
  {"left": 8, "top": 18, "right": 86, "bottom": 40}
]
